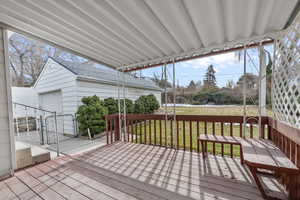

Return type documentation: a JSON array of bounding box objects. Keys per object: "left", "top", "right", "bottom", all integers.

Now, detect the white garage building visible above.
[{"left": 33, "top": 57, "right": 162, "bottom": 135}]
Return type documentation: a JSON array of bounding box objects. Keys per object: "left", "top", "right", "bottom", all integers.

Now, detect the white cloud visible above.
[{"left": 181, "top": 52, "right": 239, "bottom": 69}]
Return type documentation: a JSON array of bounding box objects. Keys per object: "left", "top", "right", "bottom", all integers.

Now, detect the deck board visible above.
[{"left": 2, "top": 142, "right": 287, "bottom": 200}]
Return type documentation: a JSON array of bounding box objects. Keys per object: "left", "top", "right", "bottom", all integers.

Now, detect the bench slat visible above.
[{"left": 198, "top": 134, "right": 241, "bottom": 145}]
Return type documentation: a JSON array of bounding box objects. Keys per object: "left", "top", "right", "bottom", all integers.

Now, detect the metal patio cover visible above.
[{"left": 0, "top": 0, "right": 299, "bottom": 70}]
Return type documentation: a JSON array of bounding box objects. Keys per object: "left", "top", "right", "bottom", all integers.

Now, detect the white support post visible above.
[
  {"left": 164, "top": 64, "right": 168, "bottom": 116},
  {"left": 116, "top": 70, "right": 121, "bottom": 141},
  {"left": 259, "top": 46, "right": 267, "bottom": 115},
  {"left": 164, "top": 64, "right": 168, "bottom": 146},
  {"left": 0, "top": 28, "right": 16, "bottom": 176},
  {"left": 271, "top": 40, "right": 276, "bottom": 119},
  {"left": 258, "top": 45, "right": 267, "bottom": 138},
  {"left": 243, "top": 47, "right": 247, "bottom": 138},
  {"left": 172, "top": 60, "right": 177, "bottom": 148},
  {"left": 122, "top": 70, "right": 127, "bottom": 141}
]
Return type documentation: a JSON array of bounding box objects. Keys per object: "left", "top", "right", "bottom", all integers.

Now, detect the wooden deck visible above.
[{"left": 0, "top": 142, "right": 287, "bottom": 200}]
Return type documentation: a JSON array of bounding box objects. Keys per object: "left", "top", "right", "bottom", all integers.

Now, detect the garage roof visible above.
[
  {"left": 51, "top": 58, "right": 162, "bottom": 91},
  {"left": 0, "top": 0, "right": 299, "bottom": 71}
]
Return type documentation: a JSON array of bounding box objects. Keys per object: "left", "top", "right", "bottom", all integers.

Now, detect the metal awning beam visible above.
[{"left": 123, "top": 39, "right": 274, "bottom": 72}]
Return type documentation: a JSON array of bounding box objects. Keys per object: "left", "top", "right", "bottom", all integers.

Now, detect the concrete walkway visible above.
[{"left": 15, "top": 131, "right": 107, "bottom": 158}]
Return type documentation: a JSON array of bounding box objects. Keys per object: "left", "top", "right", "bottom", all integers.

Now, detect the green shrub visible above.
[
  {"left": 134, "top": 95, "right": 147, "bottom": 114},
  {"left": 134, "top": 94, "right": 160, "bottom": 114},
  {"left": 192, "top": 91, "right": 210, "bottom": 104},
  {"left": 76, "top": 95, "right": 108, "bottom": 137},
  {"left": 147, "top": 94, "right": 160, "bottom": 112},
  {"left": 120, "top": 98, "right": 134, "bottom": 114},
  {"left": 104, "top": 97, "right": 118, "bottom": 114},
  {"left": 104, "top": 97, "right": 134, "bottom": 114}
]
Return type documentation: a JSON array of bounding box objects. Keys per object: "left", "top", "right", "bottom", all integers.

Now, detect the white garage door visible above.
[
  {"left": 39, "top": 90, "right": 65, "bottom": 136},
  {"left": 39, "top": 90, "right": 63, "bottom": 114}
]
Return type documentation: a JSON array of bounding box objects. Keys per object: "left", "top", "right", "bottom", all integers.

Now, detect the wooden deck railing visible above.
[
  {"left": 105, "top": 114, "right": 300, "bottom": 198},
  {"left": 105, "top": 114, "right": 270, "bottom": 157}
]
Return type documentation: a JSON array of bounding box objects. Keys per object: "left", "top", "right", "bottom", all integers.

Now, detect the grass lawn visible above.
[
  {"left": 130, "top": 106, "right": 271, "bottom": 157},
  {"left": 160, "top": 105, "right": 273, "bottom": 116}
]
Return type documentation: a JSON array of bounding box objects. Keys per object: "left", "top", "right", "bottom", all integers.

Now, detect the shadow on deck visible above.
[{"left": 2, "top": 142, "right": 286, "bottom": 200}]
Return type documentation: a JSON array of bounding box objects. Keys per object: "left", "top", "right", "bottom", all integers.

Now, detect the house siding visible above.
[
  {"left": 35, "top": 59, "right": 78, "bottom": 114},
  {"left": 34, "top": 59, "right": 77, "bottom": 135},
  {"left": 77, "top": 80, "right": 162, "bottom": 106}
]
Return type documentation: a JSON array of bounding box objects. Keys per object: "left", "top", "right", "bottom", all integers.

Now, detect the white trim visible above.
[{"left": 33, "top": 58, "right": 52, "bottom": 88}]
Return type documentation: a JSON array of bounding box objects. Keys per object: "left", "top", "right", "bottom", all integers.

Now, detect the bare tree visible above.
[
  {"left": 9, "top": 33, "right": 90, "bottom": 86},
  {"left": 151, "top": 72, "right": 172, "bottom": 88}
]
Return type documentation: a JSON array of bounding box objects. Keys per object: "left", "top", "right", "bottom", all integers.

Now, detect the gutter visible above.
[{"left": 76, "top": 76, "right": 163, "bottom": 92}]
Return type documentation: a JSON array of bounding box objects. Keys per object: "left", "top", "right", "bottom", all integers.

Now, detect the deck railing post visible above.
[
  {"left": 115, "top": 115, "right": 120, "bottom": 141},
  {"left": 106, "top": 116, "right": 109, "bottom": 144}
]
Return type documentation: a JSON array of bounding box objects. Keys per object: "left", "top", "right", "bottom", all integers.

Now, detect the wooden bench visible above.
[
  {"left": 241, "top": 139, "right": 299, "bottom": 200},
  {"left": 198, "top": 135, "right": 299, "bottom": 200},
  {"left": 199, "top": 134, "right": 244, "bottom": 163}
]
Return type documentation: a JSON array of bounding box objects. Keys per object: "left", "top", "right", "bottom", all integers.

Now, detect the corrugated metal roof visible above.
[
  {"left": 51, "top": 58, "right": 162, "bottom": 91},
  {"left": 0, "top": 0, "right": 299, "bottom": 70}
]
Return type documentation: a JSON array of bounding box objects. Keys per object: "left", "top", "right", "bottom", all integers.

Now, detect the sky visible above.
[{"left": 139, "top": 45, "right": 273, "bottom": 87}]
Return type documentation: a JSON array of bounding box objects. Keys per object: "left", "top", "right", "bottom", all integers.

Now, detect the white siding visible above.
[
  {"left": 0, "top": 29, "right": 15, "bottom": 177},
  {"left": 34, "top": 59, "right": 77, "bottom": 135},
  {"left": 77, "top": 80, "right": 162, "bottom": 105},
  {"left": 12, "top": 87, "right": 38, "bottom": 118}
]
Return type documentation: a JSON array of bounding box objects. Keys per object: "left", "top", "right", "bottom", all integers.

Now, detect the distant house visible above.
[{"left": 33, "top": 57, "right": 162, "bottom": 135}]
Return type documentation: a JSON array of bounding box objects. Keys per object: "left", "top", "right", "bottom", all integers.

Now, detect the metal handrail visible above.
[
  {"left": 13, "top": 102, "right": 60, "bottom": 156},
  {"left": 13, "top": 102, "right": 54, "bottom": 114}
]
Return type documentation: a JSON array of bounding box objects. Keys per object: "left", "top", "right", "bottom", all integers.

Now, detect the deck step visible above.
[
  {"left": 15, "top": 142, "right": 32, "bottom": 169},
  {"left": 15, "top": 142, "right": 50, "bottom": 169},
  {"left": 31, "top": 146, "right": 51, "bottom": 164}
]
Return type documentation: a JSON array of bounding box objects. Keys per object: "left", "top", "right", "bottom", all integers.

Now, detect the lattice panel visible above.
[{"left": 273, "top": 14, "right": 300, "bottom": 128}]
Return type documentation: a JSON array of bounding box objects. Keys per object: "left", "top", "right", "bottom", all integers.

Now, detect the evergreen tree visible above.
[
  {"left": 203, "top": 65, "right": 217, "bottom": 88},
  {"left": 226, "top": 80, "right": 234, "bottom": 89},
  {"left": 187, "top": 80, "right": 196, "bottom": 89}
]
